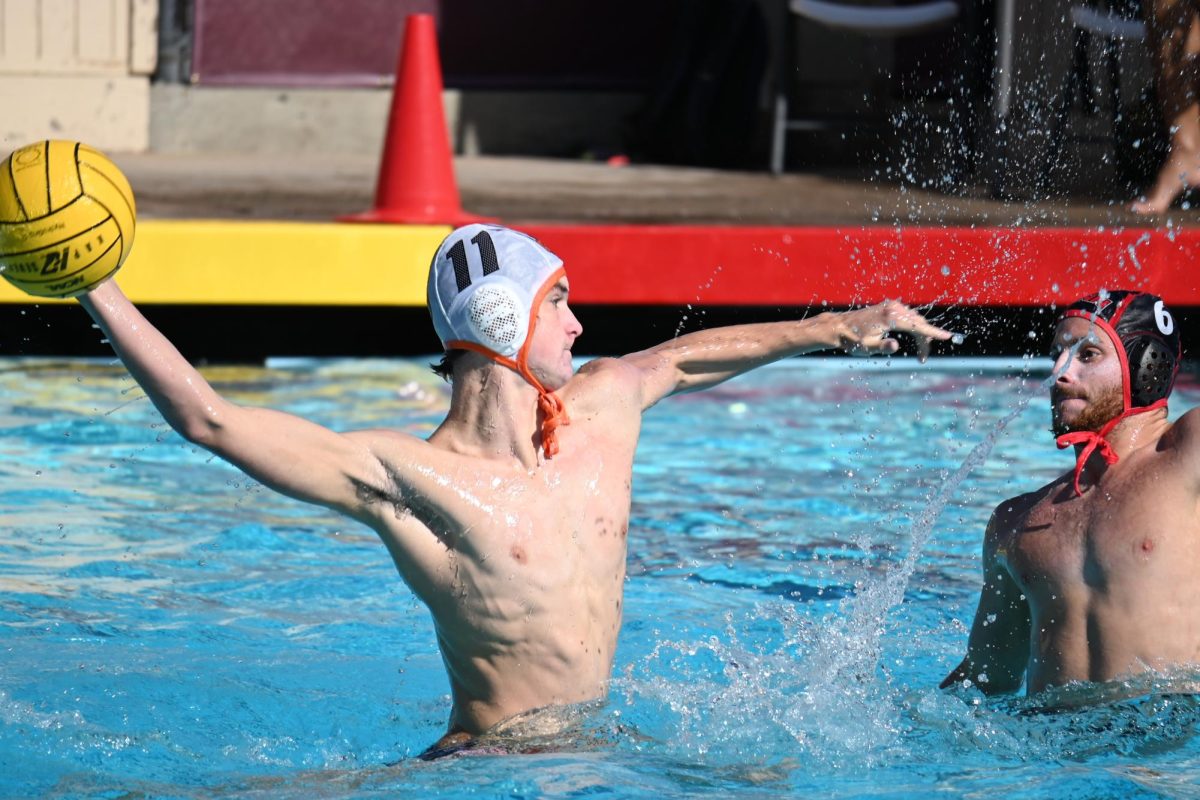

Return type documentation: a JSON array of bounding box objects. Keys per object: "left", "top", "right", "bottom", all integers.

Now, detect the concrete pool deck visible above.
[{"left": 103, "top": 151, "right": 1200, "bottom": 228}]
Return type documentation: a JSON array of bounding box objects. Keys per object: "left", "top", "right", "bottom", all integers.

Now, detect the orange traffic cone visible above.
[{"left": 341, "top": 14, "right": 489, "bottom": 225}]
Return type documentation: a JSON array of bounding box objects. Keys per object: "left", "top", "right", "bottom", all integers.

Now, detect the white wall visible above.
[{"left": 0, "top": 0, "right": 158, "bottom": 152}]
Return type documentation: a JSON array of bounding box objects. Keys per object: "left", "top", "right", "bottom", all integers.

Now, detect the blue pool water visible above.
[{"left": 3, "top": 356, "right": 1200, "bottom": 798}]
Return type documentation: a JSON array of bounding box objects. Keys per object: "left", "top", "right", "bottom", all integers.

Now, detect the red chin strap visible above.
[
  {"left": 1055, "top": 399, "right": 1167, "bottom": 496},
  {"left": 1054, "top": 298, "right": 1157, "bottom": 497}
]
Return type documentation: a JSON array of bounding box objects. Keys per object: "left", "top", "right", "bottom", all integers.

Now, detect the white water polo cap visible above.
[
  {"left": 427, "top": 223, "right": 571, "bottom": 458},
  {"left": 428, "top": 224, "right": 565, "bottom": 359}
]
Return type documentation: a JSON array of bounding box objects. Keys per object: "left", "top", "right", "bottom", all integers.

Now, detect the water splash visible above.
[
  {"left": 624, "top": 356, "right": 1092, "bottom": 767},
  {"left": 673, "top": 265, "right": 724, "bottom": 340}
]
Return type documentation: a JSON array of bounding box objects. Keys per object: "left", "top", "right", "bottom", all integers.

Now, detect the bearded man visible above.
[{"left": 941, "top": 291, "right": 1198, "bottom": 696}]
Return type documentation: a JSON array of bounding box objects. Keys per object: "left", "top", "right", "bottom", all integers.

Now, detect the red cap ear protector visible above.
[{"left": 1055, "top": 291, "right": 1182, "bottom": 495}]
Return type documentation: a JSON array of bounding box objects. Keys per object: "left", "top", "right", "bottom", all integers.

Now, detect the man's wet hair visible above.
[{"left": 431, "top": 349, "right": 466, "bottom": 382}]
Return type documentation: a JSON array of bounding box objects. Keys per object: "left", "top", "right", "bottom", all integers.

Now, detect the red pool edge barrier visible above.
[{"left": 517, "top": 224, "right": 1200, "bottom": 308}]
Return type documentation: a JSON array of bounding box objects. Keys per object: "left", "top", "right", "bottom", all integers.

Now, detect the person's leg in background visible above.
[{"left": 1133, "top": 0, "right": 1200, "bottom": 213}]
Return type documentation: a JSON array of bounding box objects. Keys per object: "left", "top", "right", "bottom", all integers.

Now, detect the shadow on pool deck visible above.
[{"left": 110, "top": 152, "right": 1200, "bottom": 229}]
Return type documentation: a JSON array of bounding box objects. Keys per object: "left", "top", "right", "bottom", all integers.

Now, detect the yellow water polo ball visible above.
[{"left": 0, "top": 140, "right": 136, "bottom": 298}]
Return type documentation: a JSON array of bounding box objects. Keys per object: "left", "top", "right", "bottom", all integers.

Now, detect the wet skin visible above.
[
  {"left": 79, "top": 280, "right": 950, "bottom": 739},
  {"left": 362, "top": 355, "right": 642, "bottom": 734},
  {"left": 943, "top": 317, "right": 1200, "bottom": 695}
]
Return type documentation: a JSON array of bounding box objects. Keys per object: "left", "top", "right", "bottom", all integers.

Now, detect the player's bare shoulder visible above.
[
  {"left": 337, "top": 427, "right": 431, "bottom": 498},
  {"left": 986, "top": 487, "right": 1048, "bottom": 553},
  {"left": 342, "top": 426, "right": 481, "bottom": 480},
  {"left": 1156, "top": 406, "right": 1200, "bottom": 487},
  {"left": 1163, "top": 406, "right": 1200, "bottom": 448},
  {"left": 561, "top": 357, "right": 644, "bottom": 423},
  {"left": 342, "top": 426, "right": 428, "bottom": 456}
]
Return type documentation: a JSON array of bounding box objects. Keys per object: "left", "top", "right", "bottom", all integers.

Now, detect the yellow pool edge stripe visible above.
[{"left": 0, "top": 220, "right": 451, "bottom": 305}]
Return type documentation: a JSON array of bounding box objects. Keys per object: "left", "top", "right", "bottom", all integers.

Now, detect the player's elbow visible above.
[
  {"left": 974, "top": 673, "right": 1023, "bottom": 695},
  {"left": 940, "top": 659, "right": 971, "bottom": 690},
  {"left": 172, "top": 395, "right": 248, "bottom": 448},
  {"left": 672, "top": 365, "right": 704, "bottom": 393},
  {"left": 941, "top": 658, "right": 1023, "bottom": 695},
  {"left": 172, "top": 403, "right": 235, "bottom": 447},
  {"left": 939, "top": 671, "right": 961, "bottom": 690},
  {"left": 176, "top": 415, "right": 220, "bottom": 447},
  {"left": 672, "top": 354, "right": 731, "bottom": 394}
]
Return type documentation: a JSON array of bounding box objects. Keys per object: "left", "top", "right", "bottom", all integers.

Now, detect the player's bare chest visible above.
[
  {"left": 1003, "top": 465, "right": 1184, "bottom": 588},
  {"left": 468, "top": 463, "right": 630, "bottom": 568}
]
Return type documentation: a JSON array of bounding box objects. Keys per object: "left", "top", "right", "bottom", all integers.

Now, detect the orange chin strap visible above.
[
  {"left": 448, "top": 268, "right": 570, "bottom": 458},
  {"left": 528, "top": 374, "right": 568, "bottom": 458}
]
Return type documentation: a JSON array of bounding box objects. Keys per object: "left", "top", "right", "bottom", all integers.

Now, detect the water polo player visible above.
[
  {"left": 76, "top": 222, "right": 950, "bottom": 757},
  {"left": 943, "top": 290, "right": 1200, "bottom": 697}
]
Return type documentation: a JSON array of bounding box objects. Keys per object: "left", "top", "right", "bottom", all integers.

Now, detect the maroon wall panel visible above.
[
  {"left": 191, "top": 0, "right": 679, "bottom": 89},
  {"left": 192, "top": 0, "right": 440, "bottom": 86}
]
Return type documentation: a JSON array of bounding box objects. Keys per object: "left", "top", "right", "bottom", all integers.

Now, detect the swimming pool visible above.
[{"left": 3, "top": 356, "right": 1199, "bottom": 798}]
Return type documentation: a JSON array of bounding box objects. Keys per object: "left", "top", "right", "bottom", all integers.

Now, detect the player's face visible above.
[
  {"left": 526, "top": 278, "right": 582, "bottom": 390},
  {"left": 1049, "top": 317, "right": 1124, "bottom": 436}
]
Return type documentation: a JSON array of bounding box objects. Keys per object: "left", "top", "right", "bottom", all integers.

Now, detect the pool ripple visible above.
[{"left": 3, "top": 357, "right": 1200, "bottom": 797}]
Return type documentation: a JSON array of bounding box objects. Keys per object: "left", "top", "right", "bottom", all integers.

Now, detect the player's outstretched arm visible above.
[
  {"left": 79, "top": 281, "right": 391, "bottom": 519},
  {"left": 620, "top": 301, "right": 952, "bottom": 409},
  {"left": 940, "top": 510, "right": 1031, "bottom": 694}
]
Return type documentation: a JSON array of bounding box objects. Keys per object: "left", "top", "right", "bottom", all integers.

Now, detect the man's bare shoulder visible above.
[
  {"left": 342, "top": 426, "right": 474, "bottom": 462},
  {"left": 562, "top": 358, "right": 643, "bottom": 416},
  {"left": 571, "top": 356, "right": 641, "bottom": 384},
  {"left": 341, "top": 427, "right": 445, "bottom": 462},
  {"left": 342, "top": 427, "right": 424, "bottom": 446},
  {"left": 1151, "top": 407, "right": 1200, "bottom": 491},
  {"left": 988, "top": 483, "right": 1056, "bottom": 539},
  {"left": 1163, "top": 406, "right": 1200, "bottom": 449}
]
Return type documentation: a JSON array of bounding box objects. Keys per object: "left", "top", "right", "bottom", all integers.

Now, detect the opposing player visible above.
[{"left": 942, "top": 291, "right": 1200, "bottom": 697}]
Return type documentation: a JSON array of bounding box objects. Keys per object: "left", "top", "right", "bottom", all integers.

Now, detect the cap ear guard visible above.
[
  {"left": 1126, "top": 336, "right": 1178, "bottom": 407},
  {"left": 1060, "top": 290, "right": 1182, "bottom": 410},
  {"left": 464, "top": 282, "right": 526, "bottom": 356},
  {"left": 1113, "top": 293, "right": 1182, "bottom": 408}
]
